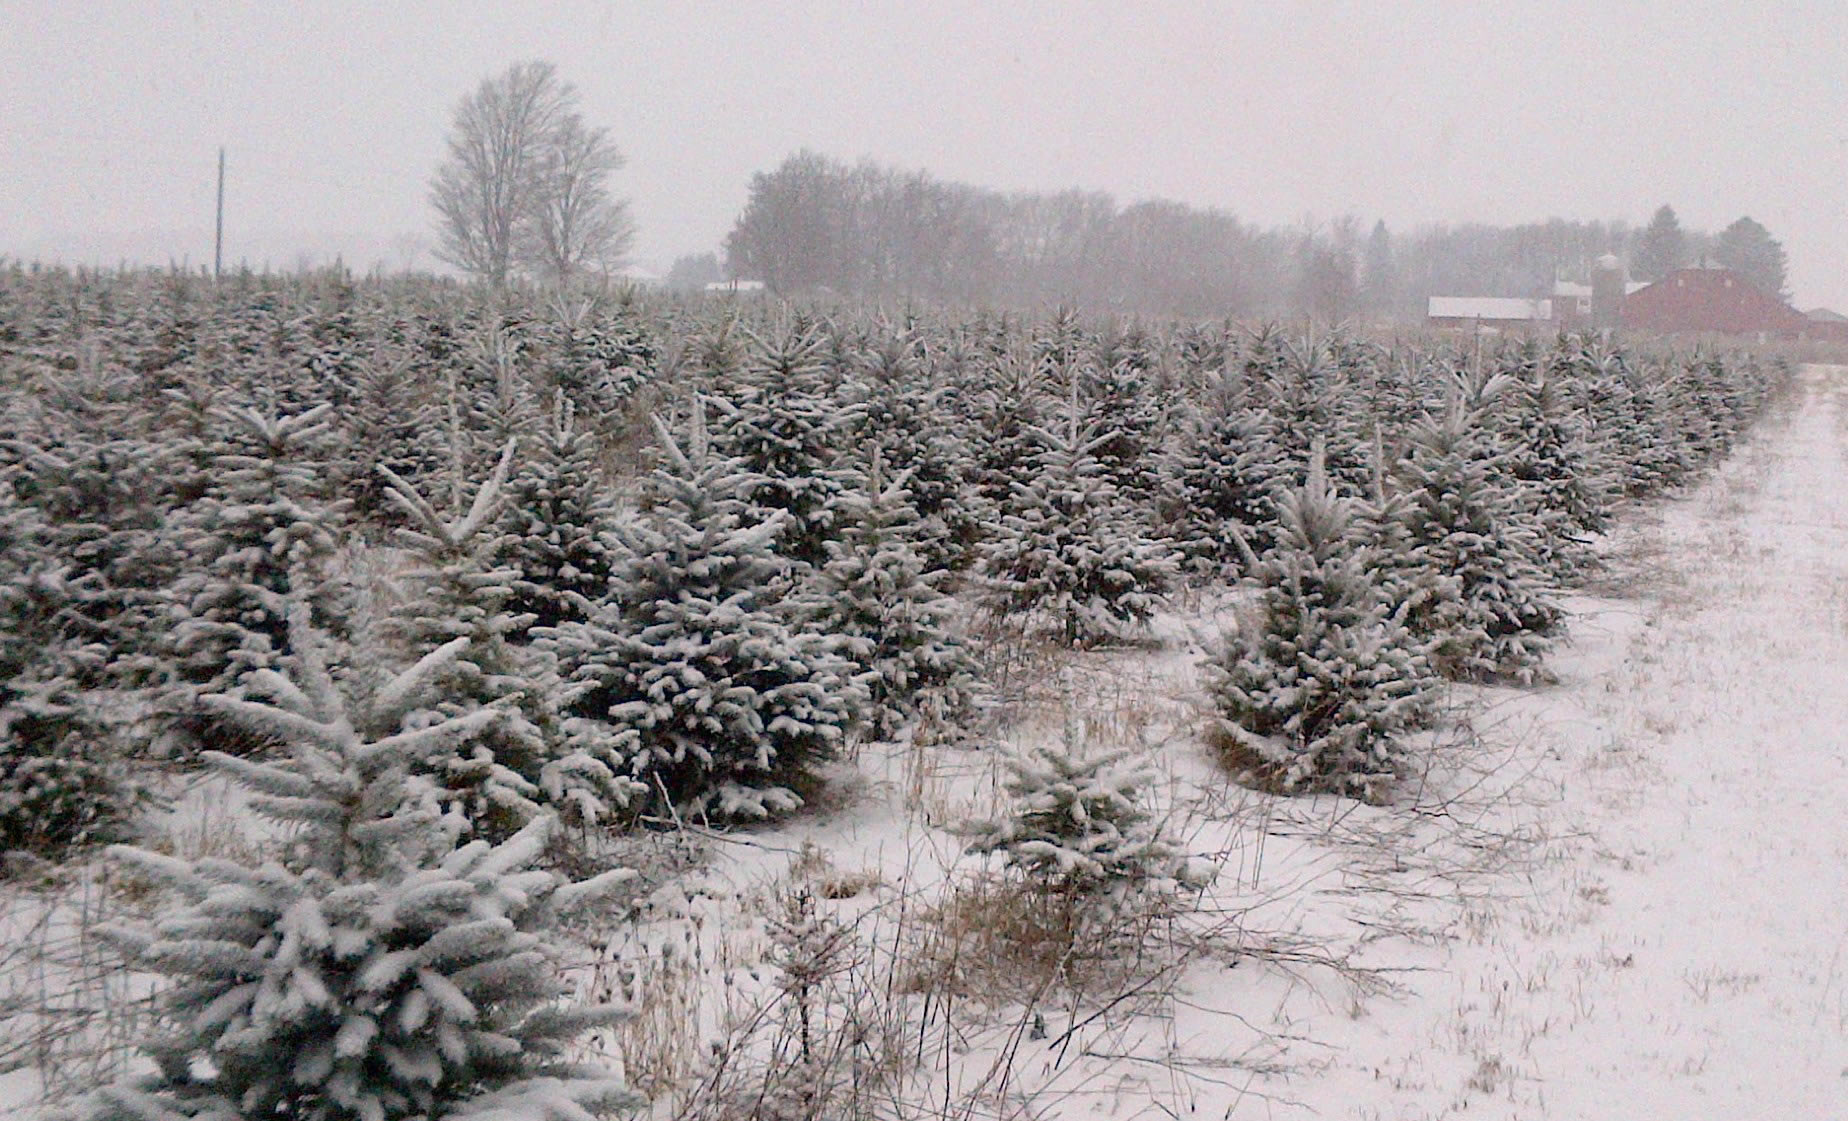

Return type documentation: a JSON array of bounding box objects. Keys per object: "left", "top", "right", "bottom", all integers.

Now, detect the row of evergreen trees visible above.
[{"left": 0, "top": 267, "right": 1786, "bottom": 842}]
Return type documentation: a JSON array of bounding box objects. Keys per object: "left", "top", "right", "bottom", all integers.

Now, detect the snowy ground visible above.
[
  {"left": 648, "top": 363, "right": 1848, "bottom": 1119},
  {"left": 1285, "top": 360, "right": 1848, "bottom": 1120},
  {"left": 5, "top": 366, "right": 1844, "bottom": 1119}
]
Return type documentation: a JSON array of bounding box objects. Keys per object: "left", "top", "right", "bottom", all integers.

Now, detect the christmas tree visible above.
[
  {"left": 961, "top": 688, "right": 1201, "bottom": 904},
  {"left": 1390, "top": 411, "right": 1561, "bottom": 683},
  {"left": 377, "top": 445, "right": 635, "bottom": 836},
  {"left": 165, "top": 402, "right": 349, "bottom": 699},
  {"left": 494, "top": 391, "right": 620, "bottom": 634},
  {"left": 1207, "top": 454, "right": 1435, "bottom": 798},
  {"left": 798, "top": 453, "right": 979, "bottom": 742},
  {"left": 976, "top": 390, "right": 1176, "bottom": 648},
  {"left": 544, "top": 407, "right": 861, "bottom": 820},
  {"left": 75, "top": 611, "right": 642, "bottom": 1121}
]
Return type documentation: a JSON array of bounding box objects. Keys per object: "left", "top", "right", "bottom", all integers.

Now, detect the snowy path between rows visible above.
[{"left": 1263, "top": 364, "right": 1848, "bottom": 1119}]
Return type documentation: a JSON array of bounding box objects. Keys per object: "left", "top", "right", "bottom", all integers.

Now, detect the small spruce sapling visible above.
[{"left": 961, "top": 682, "right": 1203, "bottom": 907}]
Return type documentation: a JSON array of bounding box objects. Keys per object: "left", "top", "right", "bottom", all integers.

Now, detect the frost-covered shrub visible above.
[{"left": 74, "top": 613, "right": 641, "bottom": 1121}]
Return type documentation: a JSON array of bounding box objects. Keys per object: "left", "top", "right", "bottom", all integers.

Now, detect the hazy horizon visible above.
[{"left": 4, "top": 1, "right": 1843, "bottom": 308}]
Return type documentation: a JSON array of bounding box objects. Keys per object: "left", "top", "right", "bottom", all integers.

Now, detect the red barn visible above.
[{"left": 1621, "top": 266, "right": 1808, "bottom": 337}]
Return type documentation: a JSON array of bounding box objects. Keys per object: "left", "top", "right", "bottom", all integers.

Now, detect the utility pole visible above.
[{"left": 214, "top": 147, "right": 225, "bottom": 281}]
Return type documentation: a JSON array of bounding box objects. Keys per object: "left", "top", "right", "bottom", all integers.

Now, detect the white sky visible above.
[{"left": 3, "top": 1, "right": 1844, "bottom": 309}]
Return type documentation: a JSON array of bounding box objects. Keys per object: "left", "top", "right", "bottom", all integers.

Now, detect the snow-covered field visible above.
[
  {"left": 621, "top": 363, "right": 1848, "bottom": 1119},
  {"left": 5, "top": 366, "right": 1841, "bottom": 1120}
]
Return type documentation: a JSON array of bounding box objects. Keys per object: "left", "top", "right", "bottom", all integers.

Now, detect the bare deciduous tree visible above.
[
  {"left": 430, "top": 61, "right": 632, "bottom": 289},
  {"left": 519, "top": 113, "right": 635, "bottom": 285}
]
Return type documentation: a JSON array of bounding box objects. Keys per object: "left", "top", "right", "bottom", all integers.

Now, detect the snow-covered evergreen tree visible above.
[
  {"left": 1391, "top": 411, "right": 1562, "bottom": 683},
  {"left": 1207, "top": 456, "right": 1436, "bottom": 799},
  {"left": 461, "top": 331, "right": 541, "bottom": 478},
  {"left": 377, "top": 446, "right": 636, "bottom": 836},
  {"left": 975, "top": 396, "right": 1177, "bottom": 648},
  {"left": 544, "top": 408, "right": 860, "bottom": 820},
  {"left": 798, "top": 454, "right": 979, "bottom": 742},
  {"left": 376, "top": 444, "right": 561, "bottom": 837},
  {"left": 326, "top": 351, "right": 448, "bottom": 527},
  {"left": 1251, "top": 332, "right": 1373, "bottom": 498},
  {"left": 495, "top": 392, "right": 620, "bottom": 634},
  {"left": 537, "top": 299, "right": 656, "bottom": 422},
  {"left": 1499, "top": 373, "right": 1610, "bottom": 579},
  {"left": 1078, "top": 351, "right": 1168, "bottom": 503},
  {"left": 2, "top": 427, "right": 186, "bottom": 692},
  {"left": 0, "top": 669, "right": 139, "bottom": 855},
  {"left": 164, "top": 403, "right": 349, "bottom": 700},
  {"left": 75, "top": 612, "right": 642, "bottom": 1121},
  {"left": 856, "top": 349, "right": 989, "bottom": 574},
  {"left": 1164, "top": 374, "right": 1287, "bottom": 578},
  {"left": 965, "top": 344, "right": 1051, "bottom": 514},
  {"left": 710, "top": 322, "right": 863, "bottom": 569},
  {"left": 960, "top": 694, "right": 1197, "bottom": 903}
]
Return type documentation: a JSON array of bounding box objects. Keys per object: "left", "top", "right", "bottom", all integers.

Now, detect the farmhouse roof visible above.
[{"left": 1427, "top": 296, "right": 1553, "bottom": 321}]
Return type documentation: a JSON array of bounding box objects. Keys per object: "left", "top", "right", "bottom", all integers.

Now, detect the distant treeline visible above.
[{"left": 710, "top": 150, "right": 1716, "bottom": 321}]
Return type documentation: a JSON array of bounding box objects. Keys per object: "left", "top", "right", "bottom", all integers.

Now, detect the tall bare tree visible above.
[
  {"left": 430, "top": 62, "right": 632, "bottom": 288},
  {"left": 518, "top": 113, "right": 635, "bottom": 284}
]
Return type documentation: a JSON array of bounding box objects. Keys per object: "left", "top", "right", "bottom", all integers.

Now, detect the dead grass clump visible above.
[
  {"left": 786, "top": 839, "right": 884, "bottom": 901},
  {"left": 666, "top": 885, "right": 909, "bottom": 1121},
  {"left": 599, "top": 931, "right": 713, "bottom": 1100},
  {"left": 899, "top": 873, "right": 1184, "bottom": 1010}
]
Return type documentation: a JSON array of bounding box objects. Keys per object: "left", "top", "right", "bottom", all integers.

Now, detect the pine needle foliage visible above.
[
  {"left": 544, "top": 407, "right": 860, "bottom": 821},
  {"left": 74, "top": 611, "right": 643, "bottom": 1121},
  {"left": 960, "top": 694, "right": 1197, "bottom": 903},
  {"left": 1390, "top": 410, "right": 1562, "bottom": 683},
  {"left": 976, "top": 396, "right": 1176, "bottom": 648},
  {"left": 799, "top": 452, "right": 980, "bottom": 742},
  {"left": 1207, "top": 456, "right": 1435, "bottom": 799},
  {"left": 166, "top": 402, "right": 349, "bottom": 698},
  {"left": 377, "top": 445, "right": 621, "bottom": 839}
]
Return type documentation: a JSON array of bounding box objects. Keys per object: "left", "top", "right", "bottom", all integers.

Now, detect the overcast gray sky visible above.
[{"left": 4, "top": 1, "right": 1844, "bottom": 309}]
